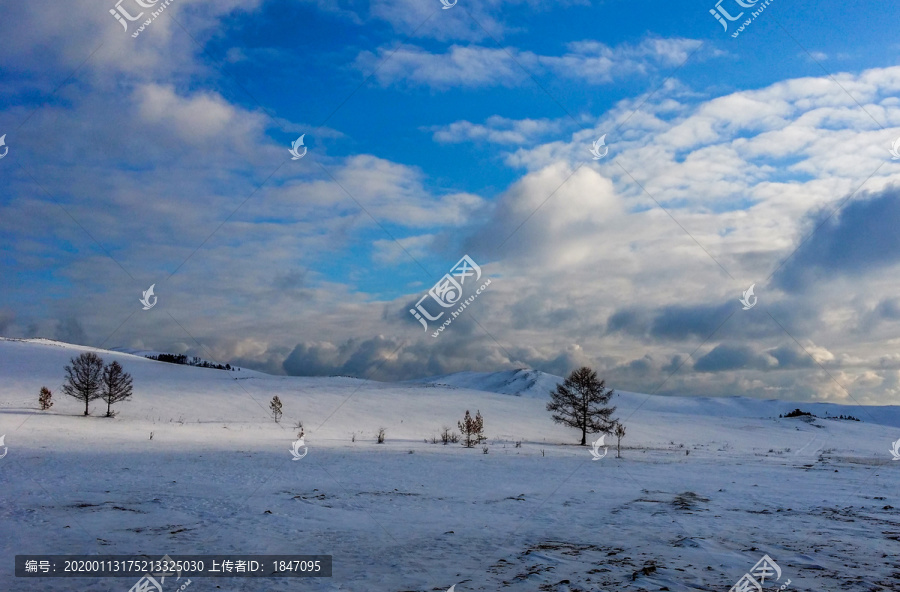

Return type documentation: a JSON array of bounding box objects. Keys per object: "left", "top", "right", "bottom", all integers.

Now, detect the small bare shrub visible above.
[
  {"left": 440, "top": 427, "right": 460, "bottom": 445},
  {"left": 269, "top": 396, "right": 283, "bottom": 423},
  {"left": 376, "top": 428, "right": 386, "bottom": 444},
  {"left": 38, "top": 386, "right": 53, "bottom": 410}
]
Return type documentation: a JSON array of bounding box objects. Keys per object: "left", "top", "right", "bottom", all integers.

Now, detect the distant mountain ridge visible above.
[
  {"left": 4, "top": 338, "right": 900, "bottom": 428},
  {"left": 410, "top": 368, "right": 564, "bottom": 398},
  {"left": 409, "top": 366, "right": 900, "bottom": 429}
]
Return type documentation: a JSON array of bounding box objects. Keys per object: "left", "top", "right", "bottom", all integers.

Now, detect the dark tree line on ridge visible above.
[{"left": 145, "top": 353, "right": 237, "bottom": 371}]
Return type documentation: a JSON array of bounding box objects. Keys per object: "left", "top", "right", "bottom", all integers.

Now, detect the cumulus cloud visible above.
[
  {"left": 429, "top": 115, "right": 571, "bottom": 145},
  {"left": 357, "top": 37, "right": 705, "bottom": 89},
  {"left": 773, "top": 185, "right": 900, "bottom": 291},
  {"left": 6, "top": 0, "right": 900, "bottom": 406},
  {"left": 694, "top": 343, "right": 775, "bottom": 372}
]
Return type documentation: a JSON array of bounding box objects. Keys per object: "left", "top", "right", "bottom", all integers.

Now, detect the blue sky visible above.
[{"left": 2, "top": 0, "right": 900, "bottom": 404}]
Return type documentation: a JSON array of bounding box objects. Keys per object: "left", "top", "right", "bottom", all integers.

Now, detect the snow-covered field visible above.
[{"left": 1, "top": 338, "right": 899, "bottom": 591}]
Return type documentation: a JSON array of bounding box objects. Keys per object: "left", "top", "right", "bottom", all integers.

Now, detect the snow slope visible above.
[
  {"left": 410, "top": 368, "right": 564, "bottom": 398},
  {"left": 1, "top": 338, "right": 899, "bottom": 592},
  {"left": 419, "top": 368, "right": 900, "bottom": 428}
]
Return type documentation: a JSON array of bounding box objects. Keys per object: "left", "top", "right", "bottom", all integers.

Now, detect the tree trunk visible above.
[
  {"left": 616, "top": 438, "right": 621, "bottom": 458},
  {"left": 107, "top": 398, "right": 112, "bottom": 417},
  {"left": 581, "top": 399, "right": 587, "bottom": 445},
  {"left": 84, "top": 398, "right": 89, "bottom": 416}
]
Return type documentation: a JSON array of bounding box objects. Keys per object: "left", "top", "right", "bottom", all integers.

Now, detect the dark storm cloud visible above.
[
  {"left": 532, "top": 352, "right": 589, "bottom": 378},
  {"left": 855, "top": 297, "right": 900, "bottom": 335},
  {"left": 606, "top": 308, "right": 651, "bottom": 336},
  {"left": 282, "top": 337, "right": 402, "bottom": 379},
  {"left": 874, "top": 298, "right": 900, "bottom": 320},
  {"left": 662, "top": 354, "right": 685, "bottom": 374},
  {"left": 774, "top": 185, "right": 900, "bottom": 292},
  {"left": 282, "top": 332, "right": 509, "bottom": 381},
  {"left": 694, "top": 343, "right": 773, "bottom": 372},
  {"left": 607, "top": 303, "right": 733, "bottom": 341},
  {"left": 623, "top": 354, "right": 654, "bottom": 373},
  {"left": 281, "top": 318, "right": 603, "bottom": 382},
  {"left": 693, "top": 342, "right": 817, "bottom": 373},
  {"left": 767, "top": 344, "right": 816, "bottom": 369},
  {"left": 649, "top": 303, "right": 735, "bottom": 341},
  {"left": 56, "top": 317, "right": 87, "bottom": 346},
  {"left": 0, "top": 310, "right": 14, "bottom": 335},
  {"left": 599, "top": 353, "right": 669, "bottom": 395},
  {"left": 607, "top": 296, "right": 819, "bottom": 344}
]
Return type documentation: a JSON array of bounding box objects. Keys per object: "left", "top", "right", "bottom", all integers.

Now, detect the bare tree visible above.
[
  {"left": 38, "top": 386, "right": 53, "bottom": 410},
  {"left": 100, "top": 361, "right": 133, "bottom": 417},
  {"left": 547, "top": 366, "right": 616, "bottom": 445},
  {"left": 440, "top": 426, "right": 459, "bottom": 445},
  {"left": 270, "top": 396, "right": 283, "bottom": 423},
  {"left": 614, "top": 422, "right": 626, "bottom": 458},
  {"left": 62, "top": 352, "right": 105, "bottom": 416},
  {"left": 458, "top": 410, "right": 485, "bottom": 448}
]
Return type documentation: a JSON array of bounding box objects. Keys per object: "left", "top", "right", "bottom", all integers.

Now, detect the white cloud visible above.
[
  {"left": 366, "top": 0, "right": 588, "bottom": 42},
  {"left": 538, "top": 37, "right": 702, "bottom": 84},
  {"left": 135, "top": 84, "right": 264, "bottom": 144},
  {"left": 357, "top": 37, "right": 706, "bottom": 89},
  {"left": 7, "top": 0, "right": 900, "bottom": 404},
  {"left": 357, "top": 45, "right": 523, "bottom": 88},
  {"left": 429, "top": 115, "right": 571, "bottom": 145},
  {"left": 322, "top": 155, "right": 487, "bottom": 227}
]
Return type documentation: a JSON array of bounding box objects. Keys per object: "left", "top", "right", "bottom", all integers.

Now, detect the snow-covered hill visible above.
[
  {"left": 2, "top": 337, "right": 899, "bottom": 592},
  {"left": 410, "top": 368, "right": 565, "bottom": 398},
  {"left": 414, "top": 367, "right": 900, "bottom": 429}
]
